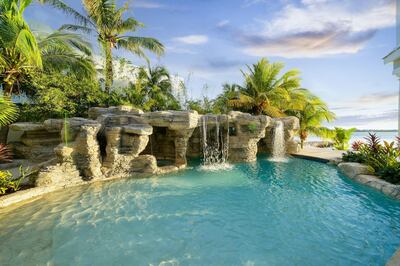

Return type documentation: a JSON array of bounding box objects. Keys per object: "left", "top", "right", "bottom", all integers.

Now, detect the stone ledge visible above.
[{"left": 338, "top": 162, "right": 400, "bottom": 200}]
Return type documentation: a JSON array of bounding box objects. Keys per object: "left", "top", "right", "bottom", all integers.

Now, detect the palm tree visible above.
[
  {"left": 213, "top": 83, "right": 241, "bottom": 114},
  {"left": 229, "top": 58, "right": 302, "bottom": 116},
  {"left": 0, "top": 0, "right": 42, "bottom": 94},
  {"left": 286, "top": 93, "right": 336, "bottom": 148},
  {"left": 0, "top": 95, "right": 18, "bottom": 145},
  {"left": 60, "top": 0, "right": 164, "bottom": 95},
  {"left": 137, "top": 65, "right": 180, "bottom": 111},
  {"left": 38, "top": 31, "right": 95, "bottom": 79},
  {"left": 0, "top": 0, "right": 96, "bottom": 95}
]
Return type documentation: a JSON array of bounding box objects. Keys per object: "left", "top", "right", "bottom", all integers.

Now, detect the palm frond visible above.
[
  {"left": 0, "top": 96, "right": 18, "bottom": 126},
  {"left": 118, "top": 36, "right": 164, "bottom": 56}
]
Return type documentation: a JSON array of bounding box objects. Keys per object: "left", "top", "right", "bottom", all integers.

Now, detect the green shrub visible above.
[
  {"left": 19, "top": 72, "right": 107, "bottom": 121},
  {"left": 377, "top": 164, "right": 400, "bottom": 185},
  {"left": 342, "top": 151, "right": 365, "bottom": 163},
  {"left": 343, "top": 133, "right": 400, "bottom": 184},
  {"left": 333, "top": 127, "right": 356, "bottom": 150},
  {"left": 0, "top": 170, "right": 19, "bottom": 195}
]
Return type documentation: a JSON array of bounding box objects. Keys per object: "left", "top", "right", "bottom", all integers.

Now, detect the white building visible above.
[
  {"left": 383, "top": 0, "right": 400, "bottom": 134},
  {"left": 94, "top": 56, "right": 186, "bottom": 105}
]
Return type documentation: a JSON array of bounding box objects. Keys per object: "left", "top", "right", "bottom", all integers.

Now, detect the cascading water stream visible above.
[
  {"left": 270, "top": 121, "right": 287, "bottom": 162},
  {"left": 199, "top": 115, "right": 232, "bottom": 170}
]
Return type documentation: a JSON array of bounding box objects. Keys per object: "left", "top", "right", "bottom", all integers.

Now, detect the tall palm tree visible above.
[
  {"left": 229, "top": 58, "right": 302, "bottom": 116},
  {"left": 60, "top": 0, "right": 164, "bottom": 95},
  {"left": 286, "top": 93, "right": 336, "bottom": 148},
  {"left": 137, "top": 65, "right": 180, "bottom": 111}
]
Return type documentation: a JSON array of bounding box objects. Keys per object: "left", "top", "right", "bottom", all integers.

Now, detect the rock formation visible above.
[{"left": 7, "top": 107, "right": 299, "bottom": 188}]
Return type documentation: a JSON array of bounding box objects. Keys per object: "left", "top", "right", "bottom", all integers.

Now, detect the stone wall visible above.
[{"left": 8, "top": 107, "right": 299, "bottom": 188}]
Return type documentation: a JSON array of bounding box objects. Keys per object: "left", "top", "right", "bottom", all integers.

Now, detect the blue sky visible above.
[{"left": 25, "top": 0, "right": 398, "bottom": 129}]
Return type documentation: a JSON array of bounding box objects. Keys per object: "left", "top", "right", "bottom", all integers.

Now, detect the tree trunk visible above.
[
  {"left": 300, "top": 131, "right": 307, "bottom": 149},
  {"left": 104, "top": 41, "right": 113, "bottom": 103}
]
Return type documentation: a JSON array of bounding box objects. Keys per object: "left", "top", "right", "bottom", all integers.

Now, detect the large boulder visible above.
[{"left": 338, "top": 162, "right": 372, "bottom": 178}]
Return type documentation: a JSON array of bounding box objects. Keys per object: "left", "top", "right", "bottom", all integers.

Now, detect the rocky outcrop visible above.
[
  {"left": 228, "top": 112, "right": 270, "bottom": 162},
  {"left": 9, "top": 107, "right": 299, "bottom": 189},
  {"left": 9, "top": 122, "right": 61, "bottom": 162},
  {"left": 259, "top": 117, "right": 300, "bottom": 154},
  {"left": 338, "top": 162, "right": 371, "bottom": 178},
  {"left": 187, "top": 112, "right": 298, "bottom": 162}
]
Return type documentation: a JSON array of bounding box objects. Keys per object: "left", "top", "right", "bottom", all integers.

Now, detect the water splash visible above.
[
  {"left": 199, "top": 115, "right": 232, "bottom": 170},
  {"left": 270, "top": 121, "right": 287, "bottom": 162}
]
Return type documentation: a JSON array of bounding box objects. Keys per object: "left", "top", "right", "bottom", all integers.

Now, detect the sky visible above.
[{"left": 25, "top": 0, "right": 398, "bottom": 130}]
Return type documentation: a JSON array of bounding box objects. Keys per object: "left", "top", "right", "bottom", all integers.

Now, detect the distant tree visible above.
[
  {"left": 138, "top": 65, "right": 180, "bottom": 111},
  {"left": 213, "top": 83, "right": 241, "bottom": 114},
  {"left": 60, "top": 0, "right": 164, "bottom": 95}
]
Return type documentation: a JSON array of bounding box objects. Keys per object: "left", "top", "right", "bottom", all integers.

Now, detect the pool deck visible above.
[{"left": 291, "top": 147, "right": 345, "bottom": 163}]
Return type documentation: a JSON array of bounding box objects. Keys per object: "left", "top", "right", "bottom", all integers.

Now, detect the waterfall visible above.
[
  {"left": 199, "top": 115, "right": 232, "bottom": 170},
  {"left": 270, "top": 121, "right": 287, "bottom": 162}
]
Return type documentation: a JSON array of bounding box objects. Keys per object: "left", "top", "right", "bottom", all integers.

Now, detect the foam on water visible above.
[{"left": 197, "top": 162, "right": 234, "bottom": 172}]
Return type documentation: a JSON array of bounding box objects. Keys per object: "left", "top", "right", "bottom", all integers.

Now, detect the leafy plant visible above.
[
  {"left": 18, "top": 72, "right": 106, "bottom": 121},
  {"left": 0, "top": 170, "right": 18, "bottom": 195},
  {"left": 332, "top": 127, "right": 356, "bottom": 150},
  {"left": 351, "top": 140, "right": 364, "bottom": 151},
  {"left": 247, "top": 123, "right": 258, "bottom": 133},
  {"left": 377, "top": 164, "right": 400, "bottom": 185},
  {"left": 0, "top": 96, "right": 18, "bottom": 126},
  {"left": 343, "top": 133, "right": 400, "bottom": 184}
]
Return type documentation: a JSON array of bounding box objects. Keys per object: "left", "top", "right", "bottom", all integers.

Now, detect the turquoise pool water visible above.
[{"left": 1, "top": 158, "right": 400, "bottom": 265}]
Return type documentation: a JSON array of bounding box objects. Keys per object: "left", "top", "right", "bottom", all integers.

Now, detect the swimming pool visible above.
[{"left": 0, "top": 158, "right": 399, "bottom": 265}]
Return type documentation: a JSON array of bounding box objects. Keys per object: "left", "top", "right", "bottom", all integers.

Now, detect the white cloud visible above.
[
  {"left": 240, "top": 0, "right": 396, "bottom": 58},
  {"left": 173, "top": 35, "right": 209, "bottom": 45},
  {"left": 217, "top": 20, "right": 230, "bottom": 27}
]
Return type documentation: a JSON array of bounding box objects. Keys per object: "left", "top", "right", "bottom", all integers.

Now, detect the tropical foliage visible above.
[
  {"left": 343, "top": 134, "right": 400, "bottom": 184},
  {"left": 109, "top": 65, "right": 180, "bottom": 111},
  {"left": 228, "top": 58, "right": 304, "bottom": 116},
  {"left": 285, "top": 93, "right": 335, "bottom": 148},
  {"left": 0, "top": 0, "right": 96, "bottom": 95},
  {"left": 60, "top": 0, "right": 164, "bottom": 94},
  {"left": 331, "top": 127, "right": 357, "bottom": 150},
  {"left": 19, "top": 72, "right": 105, "bottom": 121},
  {"left": 0, "top": 0, "right": 42, "bottom": 94}
]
